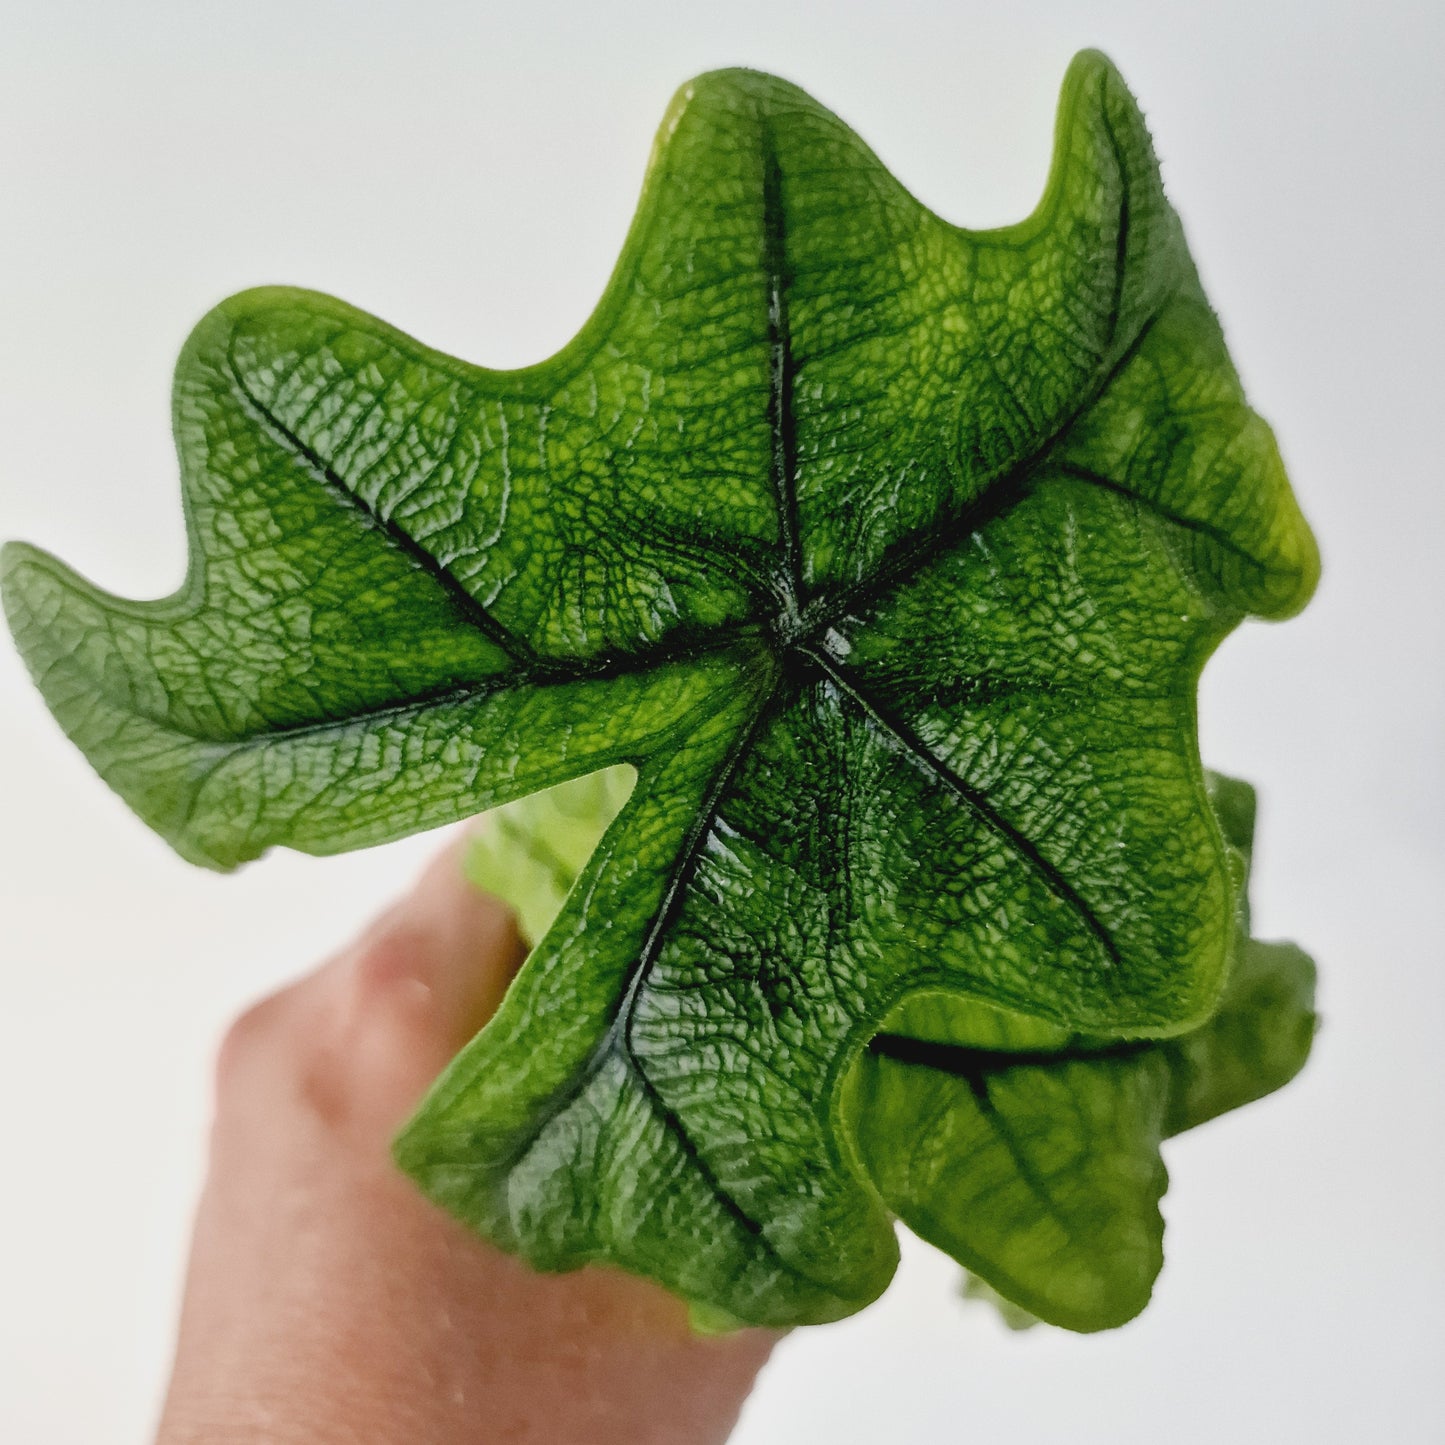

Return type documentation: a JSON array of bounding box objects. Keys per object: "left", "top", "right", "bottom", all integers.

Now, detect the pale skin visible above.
[{"left": 155, "top": 832, "right": 781, "bottom": 1444}]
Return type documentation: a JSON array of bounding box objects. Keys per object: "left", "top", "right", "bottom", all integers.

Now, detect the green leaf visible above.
[
  {"left": 961, "top": 1272, "right": 1045, "bottom": 1332},
  {"left": 465, "top": 764, "right": 637, "bottom": 948},
  {"left": 851, "top": 1029, "right": 1174, "bottom": 1331},
  {"left": 463, "top": 765, "right": 1316, "bottom": 1332},
  {"left": 2, "top": 52, "right": 1317, "bottom": 1325},
  {"left": 850, "top": 773, "right": 1317, "bottom": 1331}
]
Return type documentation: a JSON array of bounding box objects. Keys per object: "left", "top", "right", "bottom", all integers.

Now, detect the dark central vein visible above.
[
  {"left": 491, "top": 672, "right": 804, "bottom": 1267},
  {"left": 870, "top": 1032, "right": 1148, "bottom": 1076},
  {"left": 801, "top": 309, "right": 1164, "bottom": 646},
  {"left": 761, "top": 123, "right": 805, "bottom": 623},
  {"left": 229, "top": 359, "right": 541, "bottom": 671},
  {"left": 800, "top": 642, "right": 1124, "bottom": 972},
  {"left": 1056, "top": 461, "right": 1267, "bottom": 571},
  {"left": 874, "top": 1035, "right": 1086, "bottom": 1235}
]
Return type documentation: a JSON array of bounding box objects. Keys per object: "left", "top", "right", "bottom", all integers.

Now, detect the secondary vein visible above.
[
  {"left": 487, "top": 672, "right": 800, "bottom": 1263},
  {"left": 228, "top": 357, "right": 540, "bottom": 670},
  {"left": 761, "top": 119, "right": 804, "bottom": 619},
  {"left": 801, "top": 644, "right": 1124, "bottom": 972}
]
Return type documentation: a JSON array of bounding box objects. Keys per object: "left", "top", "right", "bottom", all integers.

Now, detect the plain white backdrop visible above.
[{"left": 2, "top": 2, "right": 1441, "bottom": 1440}]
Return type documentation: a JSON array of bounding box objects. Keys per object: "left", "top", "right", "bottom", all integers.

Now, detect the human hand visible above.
[{"left": 155, "top": 832, "right": 780, "bottom": 1444}]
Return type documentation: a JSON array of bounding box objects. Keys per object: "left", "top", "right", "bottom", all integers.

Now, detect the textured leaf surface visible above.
[
  {"left": 852, "top": 925, "right": 1316, "bottom": 1330},
  {"left": 485, "top": 770, "right": 1316, "bottom": 1331},
  {"left": 2, "top": 52, "right": 1317, "bottom": 1325},
  {"left": 850, "top": 773, "right": 1315, "bottom": 1331}
]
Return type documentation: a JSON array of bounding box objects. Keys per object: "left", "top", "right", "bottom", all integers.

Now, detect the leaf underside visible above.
[
  {"left": 853, "top": 770, "right": 1316, "bottom": 1331},
  {"left": 470, "top": 765, "right": 1316, "bottom": 1331},
  {"left": 2, "top": 51, "right": 1318, "bottom": 1327}
]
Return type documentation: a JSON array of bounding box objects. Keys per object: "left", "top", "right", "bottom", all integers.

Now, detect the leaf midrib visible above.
[
  {"left": 226, "top": 126, "right": 1174, "bottom": 709},
  {"left": 869, "top": 1031, "right": 1149, "bottom": 1076},
  {"left": 231, "top": 129, "right": 1147, "bottom": 1236},
  {"left": 761, "top": 119, "right": 805, "bottom": 622},
  {"left": 224, "top": 128, "right": 1146, "bottom": 1157},
  {"left": 229, "top": 360, "right": 539, "bottom": 670},
  {"left": 801, "top": 642, "right": 1124, "bottom": 972},
  {"left": 483, "top": 667, "right": 821, "bottom": 1286}
]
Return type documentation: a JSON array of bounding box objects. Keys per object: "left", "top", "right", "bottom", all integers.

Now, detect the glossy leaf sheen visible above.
[
  {"left": 465, "top": 761, "right": 1314, "bottom": 1328},
  {"left": 469, "top": 767, "right": 1316, "bottom": 1330},
  {"left": 2, "top": 53, "right": 1318, "bottom": 1325},
  {"left": 852, "top": 773, "right": 1316, "bottom": 1330}
]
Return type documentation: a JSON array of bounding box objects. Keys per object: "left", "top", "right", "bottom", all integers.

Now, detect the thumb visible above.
[
  {"left": 305, "top": 827, "right": 530, "bottom": 1132},
  {"left": 354, "top": 828, "right": 529, "bottom": 1041}
]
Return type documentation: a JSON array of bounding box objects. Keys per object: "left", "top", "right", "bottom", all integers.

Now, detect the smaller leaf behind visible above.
[
  {"left": 452, "top": 766, "right": 1315, "bottom": 1333},
  {"left": 961, "top": 1272, "right": 1044, "bottom": 1332},
  {"left": 849, "top": 1031, "right": 1173, "bottom": 1332},
  {"left": 466, "top": 765, "right": 637, "bottom": 947},
  {"left": 848, "top": 771, "right": 1316, "bottom": 1331}
]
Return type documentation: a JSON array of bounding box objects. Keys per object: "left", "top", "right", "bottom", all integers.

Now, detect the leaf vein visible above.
[
  {"left": 803, "top": 646, "right": 1124, "bottom": 974},
  {"left": 226, "top": 352, "right": 540, "bottom": 670}
]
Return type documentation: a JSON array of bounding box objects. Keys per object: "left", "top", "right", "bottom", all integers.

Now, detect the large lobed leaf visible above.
[
  {"left": 2, "top": 52, "right": 1317, "bottom": 1325},
  {"left": 470, "top": 766, "right": 1315, "bottom": 1330},
  {"left": 467, "top": 766, "right": 1315, "bottom": 1331}
]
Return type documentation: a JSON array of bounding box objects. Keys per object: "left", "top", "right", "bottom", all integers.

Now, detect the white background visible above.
[{"left": 2, "top": 1, "right": 1441, "bottom": 1440}]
